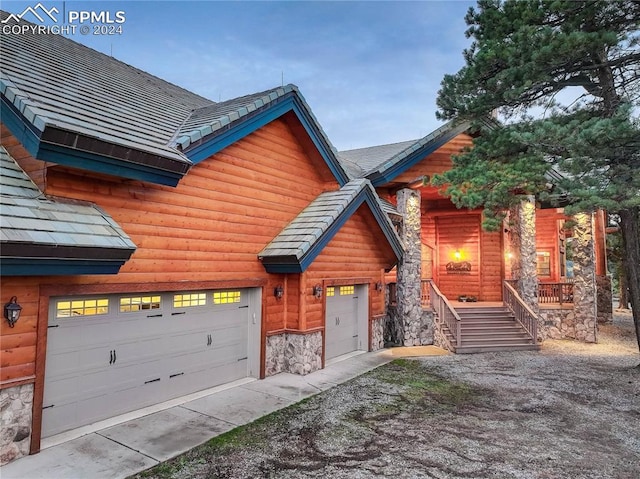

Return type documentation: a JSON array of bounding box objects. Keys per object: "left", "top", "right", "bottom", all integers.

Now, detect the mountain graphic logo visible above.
[{"left": 2, "top": 3, "right": 59, "bottom": 23}]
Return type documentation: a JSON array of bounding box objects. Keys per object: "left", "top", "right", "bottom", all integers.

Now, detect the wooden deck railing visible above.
[
  {"left": 503, "top": 280, "right": 538, "bottom": 341},
  {"left": 427, "top": 280, "right": 462, "bottom": 349},
  {"left": 538, "top": 282, "right": 574, "bottom": 305},
  {"left": 421, "top": 280, "right": 431, "bottom": 308}
]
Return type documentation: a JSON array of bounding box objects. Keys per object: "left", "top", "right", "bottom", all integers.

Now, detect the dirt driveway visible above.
[{"left": 136, "top": 312, "right": 639, "bottom": 479}]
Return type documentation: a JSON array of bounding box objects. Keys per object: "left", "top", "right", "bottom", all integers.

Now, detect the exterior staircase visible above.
[{"left": 445, "top": 305, "right": 539, "bottom": 354}]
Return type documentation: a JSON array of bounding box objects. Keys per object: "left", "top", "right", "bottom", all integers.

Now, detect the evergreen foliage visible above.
[{"left": 435, "top": 0, "right": 640, "bottom": 349}]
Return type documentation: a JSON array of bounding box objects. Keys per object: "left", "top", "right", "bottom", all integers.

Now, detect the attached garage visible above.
[
  {"left": 324, "top": 284, "right": 369, "bottom": 360},
  {"left": 42, "top": 288, "right": 261, "bottom": 438}
]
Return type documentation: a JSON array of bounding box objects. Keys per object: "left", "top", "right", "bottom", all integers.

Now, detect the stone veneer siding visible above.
[
  {"left": 371, "top": 315, "right": 385, "bottom": 351},
  {"left": 509, "top": 197, "right": 539, "bottom": 314},
  {"left": 571, "top": 213, "right": 598, "bottom": 342},
  {"left": 539, "top": 307, "right": 577, "bottom": 340},
  {"left": 1, "top": 383, "right": 33, "bottom": 466},
  {"left": 265, "top": 331, "right": 323, "bottom": 376},
  {"left": 395, "top": 188, "right": 424, "bottom": 346},
  {"left": 596, "top": 275, "right": 613, "bottom": 324}
]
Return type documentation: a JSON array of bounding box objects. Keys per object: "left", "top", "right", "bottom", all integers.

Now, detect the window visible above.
[
  {"left": 326, "top": 287, "right": 335, "bottom": 297},
  {"left": 56, "top": 298, "right": 109, "bottom": 318},
  {"left": 120, "top": 296, "right": 161, "bottom": 313},
  {"left": 536, "top": 252, "right": 551, "bottom": 277},
  {"left": 173, "top": 293, "right": 206, "bottom": 308},
  {"left": 339, "top": 285, "right": 355, "bottom": 295},
  {"left": 213, "top": 291, "right": 241, "bottom": 304}
]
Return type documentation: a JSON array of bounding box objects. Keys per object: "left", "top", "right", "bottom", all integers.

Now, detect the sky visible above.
[{"left": 2, "top": 0, "right": 476, "bottom": 151}]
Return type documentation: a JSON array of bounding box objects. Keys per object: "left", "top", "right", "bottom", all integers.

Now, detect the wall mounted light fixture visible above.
[
  {"left": 4, "top": 296, "right": 22, "bottom": 328},
  {"left": 454, "top": 250, "right": 462, "bottom": 260},
  {"left": 375, "top": 281, "right": 383, "bottom": 292},
  {"left": 312, "top": 284, "right": 323, "bottom": 299},
  {"left": 274, "top": 285, "right": 284, "bottom": 299}
]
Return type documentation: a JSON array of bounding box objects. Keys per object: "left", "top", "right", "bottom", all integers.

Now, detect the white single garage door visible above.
[
  {"left": 325, "top": 285, "right": 368, "bottom": 360},
  {"left": 43, "top": 288, "right": 261, "bottom": 438}
]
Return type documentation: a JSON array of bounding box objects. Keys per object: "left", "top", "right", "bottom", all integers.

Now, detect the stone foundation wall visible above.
[
  {"left": 539, "top": 307, "right": 597, "bottom": 343},
  {"left": 1, "top": 383, "right": 33, "bottom": 466},
  {"left": 419, "top": 310, "right": 434, "bottom": 346},
  {"left": 433, "top": 312, "right": 453, "bottom": 352},
  {"left": 265, "top": 331, "right": 323, "bottom": 376},
  {"left": 371, "top": 315, "right": 385, "bottom": 351},
  {"left": 539, "top": 308, "right": 575, "bottom": 340}
]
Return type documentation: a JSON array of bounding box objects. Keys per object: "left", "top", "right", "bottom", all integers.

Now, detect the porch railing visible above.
[
  {"left": 427, "top": 279, "right": 462, "bottom": 349},
  {"left": 420, "top": 280, "right": 431, "bottom": 308},
  {"left": 538, "top": 282, "right": 574, "bottom": 305},
  {"left": 502, "top": 280, "right": 538, "bottom": 341}
]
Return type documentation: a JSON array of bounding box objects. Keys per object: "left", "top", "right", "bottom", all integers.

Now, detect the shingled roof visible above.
[
  {"left": 0, "top": 146, "right": 136, "bottom": 275},
  {"left": 0, "top": 11, "right": 348, "bottom": 186},
  {"left": 258, "top": 179, "right": 402, "bottom": 273},
  {"left": 338, "top": 120, "right": 472, "bottom": 186}
]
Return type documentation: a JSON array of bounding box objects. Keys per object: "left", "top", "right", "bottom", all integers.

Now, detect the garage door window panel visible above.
[
  {"left": 56, "top": 298, "right": 109, "bottom": 318},
  {"left": 173, "top": 292, "right": 207, "bottom": 308},
  {"left": 120, "top": 295, "right": 161, "bottom": 313}
]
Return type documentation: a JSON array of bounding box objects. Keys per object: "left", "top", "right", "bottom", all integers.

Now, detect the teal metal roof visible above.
[
  {"left": 258, "top": 179, "right": 402, "bottom": 273},
  {"left": 0, "top": 146, "right": 136, "bottom": 275}
]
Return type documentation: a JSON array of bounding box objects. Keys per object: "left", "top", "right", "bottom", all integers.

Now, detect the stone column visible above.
[
  {"left": 572, "top": 212, "right": 598, "bottom": 342},
  {"left": 396, "top": 188, "right": 422, "bottom": 346},
  {"left": 509, "top": 196, "right": 539, "bottom": 314}
]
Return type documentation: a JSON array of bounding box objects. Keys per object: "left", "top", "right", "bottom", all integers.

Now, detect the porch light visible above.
[
  {"left": 274, "top": 285, "right": 284, "bottom": 299},
  {"left": 375, "top": 281, "right": 384, "bottom": 292},
  {"left": 454, "top": 250, "right": 462, "bottom": 260},
  {"left": 312, "top": 284, "right": 323, "bottom": 298},
  {"left": 4, "top": 296, "right": 22, "bottom": 328}
]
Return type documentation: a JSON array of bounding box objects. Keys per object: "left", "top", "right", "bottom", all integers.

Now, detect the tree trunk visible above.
[
  {"left": 618, "top": 268, "right": 630, "bottom": 310},
  {"left": 619, "top": 206, "right": 640, "bottom": 353}
]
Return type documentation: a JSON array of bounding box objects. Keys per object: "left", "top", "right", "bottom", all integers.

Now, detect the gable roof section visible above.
[
  {"left": 339, "top": 119, "right": 472, "bottom": 186},
  {"left": 176, "top": 84, "right": 350, "bottom": 185},
  {"left": 258, "top": 179, "right": 403, "bottom": 273},
  {"left": 0, "top": 146, "right": 136, "bottom": 275},
  {"left": 0, "top": 12, "right": 349, "bottom": 187}
]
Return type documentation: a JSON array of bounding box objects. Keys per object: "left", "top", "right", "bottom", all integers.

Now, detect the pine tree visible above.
[{"left": 435, "top": 0, "right": 640, "bottom": 350}]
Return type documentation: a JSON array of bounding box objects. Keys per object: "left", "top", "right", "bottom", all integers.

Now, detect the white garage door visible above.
[
  {"left": 42, "top": 288, "right": 260, "bottom": 438},
  {"left": 325, "top": 285, "right": 368, "bottom": 360}
]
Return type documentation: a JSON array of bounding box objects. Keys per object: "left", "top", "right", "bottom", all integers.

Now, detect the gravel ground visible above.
[{"left": 136, "top": 310, "right": 639, "bottom": 479}]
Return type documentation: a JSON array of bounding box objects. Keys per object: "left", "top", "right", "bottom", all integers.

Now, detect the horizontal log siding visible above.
[
  {"left": 305, "top": 206, "right": 392, "bottom": 330},
  {"left": 480, "top": 229, "right": 504, "bottom": 301},
  {"left": 0, "top": 118, "right": 349, "bottom": 382},
  {"left": 436, "top": 215, "right": 481, "bottom": 299},
  {"left": 41, "top": 119, "right": 337, "bottom": 285},
  {"left": 0, "top": 278, "right": 40, "bottom": 385},
  {"left": 1, "top": 124, "right": 46, "bottom": 190},
  {"left": 393, "top": 134, "right": 473, "bottom": 184}
]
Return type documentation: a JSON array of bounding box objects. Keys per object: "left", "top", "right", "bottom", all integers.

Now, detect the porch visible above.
[
  {"left": 420, "top": 280, "right": 540, "bottom": 353},
  {"left": 388, "top": 279, "right": 575, "bottom": 353}
]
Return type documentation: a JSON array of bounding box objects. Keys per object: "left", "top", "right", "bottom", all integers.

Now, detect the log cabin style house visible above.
[
  {"left": 0, "top": 21, "right": 402, "bottom": 463},
  {"left": 339, "top": 122, "right": 611, "bottom": 352},
  {"left": 0, "top": 14, "right": 609, "bottom": 466}
]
